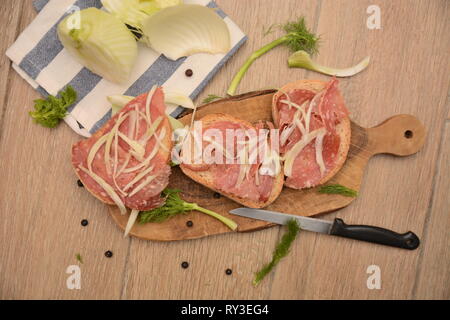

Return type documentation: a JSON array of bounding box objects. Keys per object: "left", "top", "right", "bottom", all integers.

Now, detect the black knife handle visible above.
[{"left": 330, "top": 218, "right": 420, "bottom": 250}]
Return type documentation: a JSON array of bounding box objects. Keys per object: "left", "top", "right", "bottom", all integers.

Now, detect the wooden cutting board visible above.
[{"left": 109, "top": 90, "right": 426, "bottom": 241}]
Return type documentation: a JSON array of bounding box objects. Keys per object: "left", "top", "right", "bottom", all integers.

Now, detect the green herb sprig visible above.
[
  {"left": 139, "top": 189, "right": 237, "bottom": 230},
  {"left": 318, "top": 184, "right": 358, "bottom": 197},
  {"left": 202, "top": 94, "right": 223, "bottom": 105},
  {"left": 227, "top": 17, "right": 319, "bottom": 96},
  {"left": 262, "top": 23, "right": 280, "bottom": 37},
  {"left": 253, "top": 219, "right": 300, "bottom": 286},
  {"left": 29, "top": 86, "right": 77, "bottom": 128},
  {"left": 75, "top": 253, "right": 83, "bottom": 264}
]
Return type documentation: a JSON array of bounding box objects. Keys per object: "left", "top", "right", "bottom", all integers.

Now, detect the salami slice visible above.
[
  {"left": 180, "top": 117, "right": 278, "bottom": 203},
  {"left": 72, "top": 87, "right": 172, "bottom": 212},
  {"left": 274, "top": 78, "right": 350, "bottom": 189}
]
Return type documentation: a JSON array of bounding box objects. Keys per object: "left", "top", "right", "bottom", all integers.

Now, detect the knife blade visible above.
[{"left": 229, "top": 208, "right": 420, "bottom": 250}]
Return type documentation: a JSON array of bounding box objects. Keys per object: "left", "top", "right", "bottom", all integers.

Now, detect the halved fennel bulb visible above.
[
  {"left": 142, "top": 4, "right": 231, "bottom": 60},
  {"left": 57, "top": 8, "right": 138, "bottom": 84},
  {"left": 141, "top": 0, "right": 182, "bottom": 14},
  {"left": 101, "top": 0, "right": 182, "bottom": 32}
]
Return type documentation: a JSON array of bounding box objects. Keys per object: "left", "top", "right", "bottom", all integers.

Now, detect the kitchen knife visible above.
[{"left": 230, "top": 208, "right": 420, "bottom": 250}]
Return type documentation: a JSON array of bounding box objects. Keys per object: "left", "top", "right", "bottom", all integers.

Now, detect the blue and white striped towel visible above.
[{"left": 6, "top": 0, "right": 247, "bottom": 137}]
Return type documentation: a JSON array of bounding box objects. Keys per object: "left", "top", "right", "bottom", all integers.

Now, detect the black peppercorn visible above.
[
  {"left": 213, "top": 192, "right": 221, "bottom": 199},
  {"left": 225, "top": 268, "right": 233, "bottom": 275},
  {"left": 186, "top": 221, "right": 194, "bottom": 227},
  {"left": 81, "top": 219, "right": 89, "bottom": 227},
  {"left": 105, "top": 250, "right": 113, "bottom": 258},
  {"left": 185, "top": 69, "right": 193, "bottom": 77},
  {"left": 77, "top": 179, "right": 84, "bottom": 187},
  {"left": 181, "top": 261, "right": 189, "bottom": 269}
]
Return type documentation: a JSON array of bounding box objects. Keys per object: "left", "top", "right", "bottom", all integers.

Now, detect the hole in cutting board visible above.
[{"left": 404, "top": 130, "right": 413, "bottom": 139}]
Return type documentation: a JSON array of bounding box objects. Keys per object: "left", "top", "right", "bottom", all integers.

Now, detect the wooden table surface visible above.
[{"left": 0, "top": 0, "right": 449, "bottom": 300}]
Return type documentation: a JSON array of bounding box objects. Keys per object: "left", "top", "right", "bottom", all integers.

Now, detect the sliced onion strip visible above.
[
  {"left": 116, "top": 153, "right": 131, "bottom": 177},
  {"left": 123, "top": 142, "right": 160, "bottom": 173},
  {"left": 315, "top": 129, "right": 326, "bottom": 176},
  {"left": 283, "top": 128, "right": 326, "bottom": 177},
  {"left": 138, "top": 116, "right": 163, "bottom": 144},
  {"left": 79, "top": 165, "right": 126, "bottom": 215},
  {"left": 123, "top": 165, "right": 155, "bottom": 191},
  {"left": 87, "top": 134, "right": 108, "bottom": 173},
  {"left": 105, "top": 113, "right": 129, "bottom": 175},
  {"left": 153, "top": 127, "right": 169, "bottom": 153},
  {"left": 145, "top": 85, "right": 157, "bottom": 123},
  {"left": 306, "top": 91, "right": 323, "bottom": 133},
  {"left": 127, "top": 174, "right": 157, "bottom": 197},
  {"left": 124, "top": 209, "right": 139, "bottom": 238},
  {"left": 118, "top": 131, "right": 145, "bottom": 157}
]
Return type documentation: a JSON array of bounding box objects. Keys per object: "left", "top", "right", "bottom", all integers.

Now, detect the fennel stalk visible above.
[
  {"left": 139, "top": 189, "right": 238, "bottom": 230},
  {"left": 288, "top": 50, "right": 370, "bottom": 77},
  {"left": 227, "top": 17, "right": 319, "bottom": 96}
]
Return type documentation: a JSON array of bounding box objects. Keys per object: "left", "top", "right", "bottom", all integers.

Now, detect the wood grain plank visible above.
[
  {"left": 0, "top": 73, "right": 130, "bottom": 300},
  {"left": 0, "top": 81, "right": 130, "bottom": 299},
  {"left": 269, "top": 0, "right": 449, "bottom": 299},
  {"left": 447, "top": 94, "right": 450, "bottom": 119},
  {"left": 0, "top": 0, "right": 24, "bottom": 130},
  {"left": 0, "top": 0, "right": 448, "bottom": 300},
  {"left": 121, "top": 0, "right": 321, "bottom": 299},
  {"left": 0, "top": 2, "right": 128, "bottom": 299},
  {"left": 413, "top": 123, "right": 450, "bottom": 299}
]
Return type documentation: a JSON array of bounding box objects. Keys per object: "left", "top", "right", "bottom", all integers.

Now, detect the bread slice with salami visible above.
[
  {"left": 179, "top": 113, "right": 284, "bottom": 208},
  {"left": 71, "top": 87, "right": 173, "bottom": 214},
  {"left": 272, "top": 78, "right": 351, "bottom": 190}
]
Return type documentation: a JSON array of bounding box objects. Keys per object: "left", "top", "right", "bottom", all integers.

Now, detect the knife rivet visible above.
[
  {"left": 185, "top": 69, "right": 193, "bottom": 77},
  {"left": 186, "top": 220, "right": 193, "bottom": 227},
  {"left": 213, "top": 192, "right": 221, "bottom": 199}
]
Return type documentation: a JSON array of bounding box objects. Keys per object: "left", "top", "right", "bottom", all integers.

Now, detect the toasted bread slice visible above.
[
  {"left": 180, "top": 113, "right": 284, "bottom": 208},
  {"left": 272, "top": 80, "right": 351, "bottom": 189}
]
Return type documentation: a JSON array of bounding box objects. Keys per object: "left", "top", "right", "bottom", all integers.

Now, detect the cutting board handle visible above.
[{"left": 367, "top": 114, "right": 426, "bottom": 156}]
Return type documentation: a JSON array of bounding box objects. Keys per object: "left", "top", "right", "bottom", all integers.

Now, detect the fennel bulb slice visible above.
[
  {"left": 101, "top": 0, "right": 182, "bottom": 32},
  {"left": 164, "top": 91, "right": 195, "bottom": 109},
  {"left": 167, "top": 115, "right": 184, "bottom": 130},
  {"left": 108, "top": 95, "right": 134, "bottom": 115},
  {"left": 57, "top": 8, "right": 138, "bottom": 84},
  {"left": 124, "top": 209, "right": 140, "bottom": 237},
  {"left": 142, "top": 4, "right": 231, "bottom": 60},
  {"left": 288, "top": 50, "right": 370, "bottom": 77}
]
